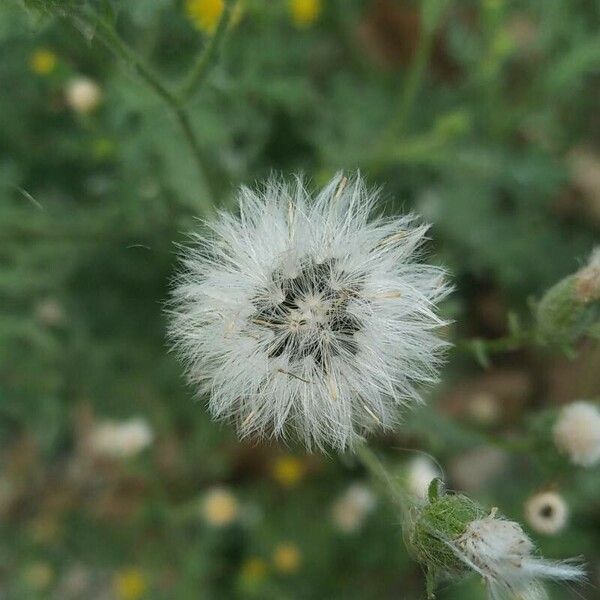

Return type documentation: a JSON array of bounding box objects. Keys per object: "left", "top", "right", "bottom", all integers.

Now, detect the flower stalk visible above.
[
  {"left": 178, "top": 0, "right": 238, "bottom": 103},
  {"left": 39, "top": 1, "right": 238, "bottom": 208}
]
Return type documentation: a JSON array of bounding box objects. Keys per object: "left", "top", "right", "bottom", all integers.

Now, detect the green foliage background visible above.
[{"left": 1, "top": 0, "right": 599, "bottom": 598}]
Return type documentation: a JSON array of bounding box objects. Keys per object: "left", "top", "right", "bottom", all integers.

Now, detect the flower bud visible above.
[
  {"left": 407, "top": 481, "right": 584, "bottom": 599},
  {"left": 536, "top": 249, "right": 600, "bottom": 346}
]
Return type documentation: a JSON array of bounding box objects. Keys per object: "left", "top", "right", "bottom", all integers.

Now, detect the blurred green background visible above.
[{"left": 1, "top": 0, "right": 599, "bottom": 598}]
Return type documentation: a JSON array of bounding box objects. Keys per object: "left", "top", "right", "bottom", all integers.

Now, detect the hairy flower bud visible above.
[
  {"left": 407, "top": 481, "right": 584, "bottom": 599},
  {"left": 553, "top": 401, "right": 600, "bottom": 467}
]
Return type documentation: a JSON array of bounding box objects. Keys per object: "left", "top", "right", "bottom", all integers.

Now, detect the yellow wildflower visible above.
[
  {"left": 272, "top": 455, "right": 305, "bottom": 488},
  {"left": 113, "top": 568, "right": 147, "bottom": 600},
  {"left": 23, "top": 562, "right": 54, "bottom": 590},
  {"left": 273, "top": 542, "right": 302, "bottom": 574},
  {"left": 240, "top": 557, "right": 267, "bottom": 584},
  {"left": 289, "top": 0, "right": 322, "bottom": 27},
  {"left": 186, "top": 0, "right": 224, "bottom": 34},
  {"left": 30, "top": 49, "right": 57, "bottom": 76},
  {"left": 201, "top": 487, "right": 239, "bottom": 526}
]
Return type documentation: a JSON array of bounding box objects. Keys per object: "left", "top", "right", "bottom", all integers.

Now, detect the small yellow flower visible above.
[
  {"left": 186, "top": 0, "right": 224, "bottom": 33},
  {"left": 30, "top": 49, "right": 57, "bottom": 76},
  {"left": 113, "top": 568, "right": 147, "bottom": 600},
  {"left": 23, "top": 562, "right": 54, "bottom": 590},
  {"left": 273, "top": 542, "right": 302, "bottom": 574},
  {"left": 92, "top": 137, "right": 116, "bottom": 160},
  {"left": 272, "top": 455, "right": 305, "bottom": 488},
  {"left": 201, "top": 487, "right": 239, "bottom": 526},
  {"left": 289, "top": 0, "right": 322, "bottom": 27},
  {"left": 240, "top": 557, "right": 267, "bottom": 584}
]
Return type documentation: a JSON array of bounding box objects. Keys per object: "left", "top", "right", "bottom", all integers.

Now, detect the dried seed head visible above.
[{"left": 168, "top": 173, "right": 450, "bottom": 451}]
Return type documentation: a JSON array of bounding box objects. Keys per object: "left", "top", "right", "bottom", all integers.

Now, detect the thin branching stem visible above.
[
  {"left": 178, "top": 0, "right": 238, "bottom": 103},
  {"left": 387, "top": 0, "right": 449, "bottom": 138},
  {"left": 354, "top": 443, "right": 410, "bottom": 518},
  {"left": 48, "top": 4, "right": 233, "bottom": 208}
]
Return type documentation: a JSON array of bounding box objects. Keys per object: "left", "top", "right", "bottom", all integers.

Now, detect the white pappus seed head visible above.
[
  {"left": 168, "top": 173, "right": 451, "bottom": 451},
  {"left": 452, "top": 513, "right": 584, "bottom": 600},
  {"left": 524, "top": 491, "right": 569, "bottom": 536},
  {"left": 553, "top": 401, "right": 600, "bottom": 467}
]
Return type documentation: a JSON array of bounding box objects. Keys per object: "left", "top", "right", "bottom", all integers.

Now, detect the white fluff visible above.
[
  {"left": 168, "top": 173, "right": 450, "bottom": 450},
  {"left": 88, "top": 418, "right": 153, "bottom": 459},
  {"left": 451, "top": 514, "right": 584, "bottom": 600},
  {"left": 553, "top": 401, "right": 600, "bottom": 467}
]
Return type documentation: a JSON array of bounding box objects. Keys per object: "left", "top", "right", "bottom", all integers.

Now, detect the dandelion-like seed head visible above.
[
  {"left": 65, "top": 77, "right": 102, "bottom": 114},
  {"left": 169, "top": 173, "right": 450, "bottom": 451},
  {"left": 408, "top": 484, "right": 584, "bottom": 600},
  {"left": 553, "top": 401, "right": 600, "bottom": 467},
  {"left": 330, "top": 482, "right": 376, "bottom": 533}
]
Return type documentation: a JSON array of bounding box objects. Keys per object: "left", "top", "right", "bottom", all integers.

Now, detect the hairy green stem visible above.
[
  {"left": 354, "top": 443, "right": 410, "bottom": 518},
  {"left": 178, "top": 0, "right": 238, "bottom": 102},
  {"left": 455, "top": 329, "right": 536, "bottom": 368}
]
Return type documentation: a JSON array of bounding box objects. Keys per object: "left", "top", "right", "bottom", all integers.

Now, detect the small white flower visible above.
[
  {"left": 524, "top": 491, "right": 569, "bottom": 536},
  {"left": 169, "top": 173, "right": 450, "bottom": 450},
  {"left": 406, "top": 456, "right": 441, "bottom": 500},
  {"left": 453, "top": 513, "right": 584, "bottom": 599},
  {"left": 331, "top": 483, "right": 376, "bottom": 533},
  {"left": 66, "top": 77, "right": 102, "bottom": 114},
  {"left": 88, "top": 418, "right": 153, "bottom": 459},
  {"left": 553, "top": 401, "right": 600, "bottom": 467}
]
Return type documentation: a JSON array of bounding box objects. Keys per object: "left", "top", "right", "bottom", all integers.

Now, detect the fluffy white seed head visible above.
[
  {"left": 553, "top": 401, "right": 600, "bottom": 467},
  {"left": 524, "top": 491, "right": 569, "bottom": 536},
  {"left": 453, "top": 513, "right": 583, "bottom": 599},
  {"left": 168, "top": 173, "right": 450, "bottom": 451},
  {"left": 330, "top": 482, "right": 376, "bottom": 533},
  {"left": 65, "top": 77, "right": 102, "bottom": 114},
  {"left": 87, "top": 417, "right": 153, "bottom": 459}
]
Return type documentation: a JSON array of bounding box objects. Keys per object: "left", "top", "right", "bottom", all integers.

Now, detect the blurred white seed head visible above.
[
  {"left": 88, "top": 418, "right": 153, "bottom": 459},
  {"left": 168, "top": 173, "right": 450, "bottom": 451},
  {"left": 406, "top": 456, "right": 441, "bottom": 500},
  {"left": 466, "top": 391, "right": 501, "bottom": 425},
  {"left": 553, "top": 401, "right": 600, "bottom": 467},
  {"left": 449, "top": 446, "right": 507, "bottom": 493},
  {"left": 330, "top": 482, "right": 376, "bottom": 533},
  {"left": 524, "top": 491, "right": 569, "bottom": 536},
  {"left": 34, "top": 297, "right": 65, "bottom": 327},
  {"left": 66, "top": 77, "right": 102, "bottom": 114}
]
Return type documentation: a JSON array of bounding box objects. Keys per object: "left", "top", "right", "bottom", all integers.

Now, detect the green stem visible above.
[
  {"left": 52, "top": 5, "right": 226, "bottom": 208},
  {"left": 387, "top": 0, "right": 448, "bottom": 139},
  {"left": 354, "top": 443, "right": 410, "bottom": 518},
  {"left": 454, "top": 328, "right": 537, "bottom": 368},
  {"left": 178, "top": 0, "right": 238, "bottom": 103}
]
